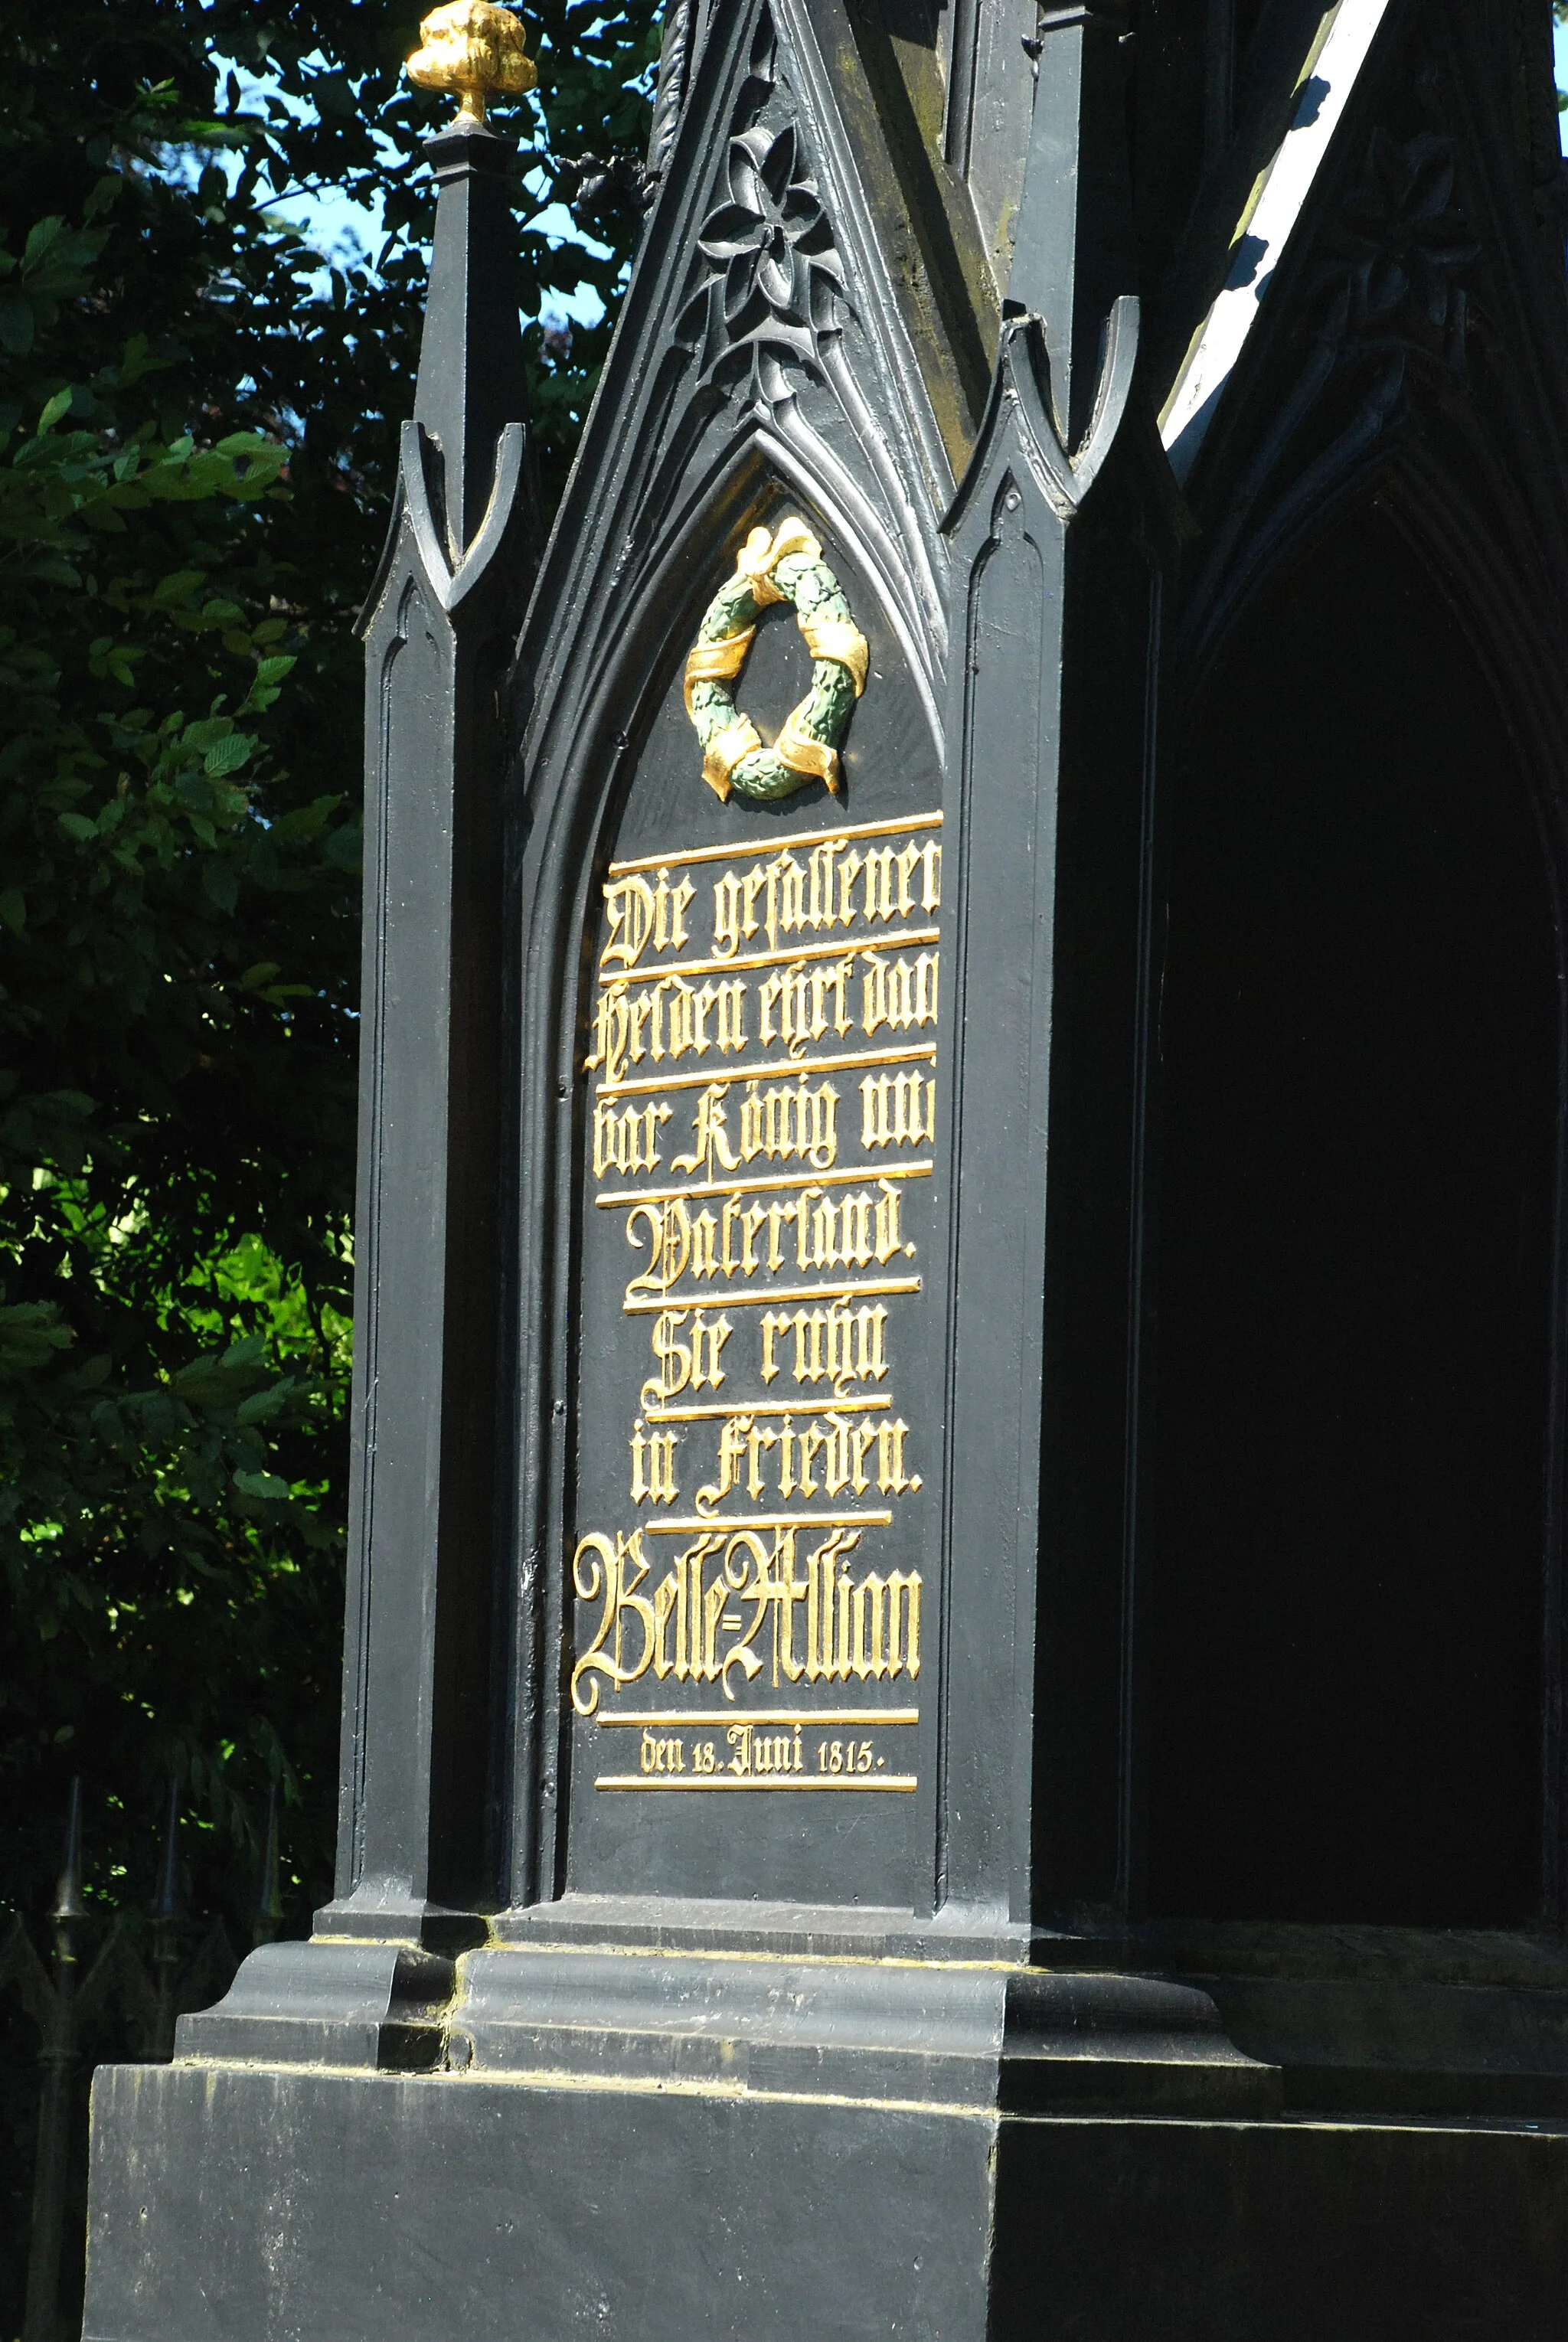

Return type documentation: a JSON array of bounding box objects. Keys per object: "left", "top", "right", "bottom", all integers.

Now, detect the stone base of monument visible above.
[{"left": 82, "top": 1937, "right": 1568, "bottom": 2342}]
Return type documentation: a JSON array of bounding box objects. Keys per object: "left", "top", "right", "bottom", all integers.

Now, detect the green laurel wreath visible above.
[{"left": 683, "top": 519, "right": 869, "bottom": 805}]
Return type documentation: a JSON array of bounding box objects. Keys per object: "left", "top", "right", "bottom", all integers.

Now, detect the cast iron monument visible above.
[{"left": 83, "top": 1, "right": 1568, "bottom": 2334}]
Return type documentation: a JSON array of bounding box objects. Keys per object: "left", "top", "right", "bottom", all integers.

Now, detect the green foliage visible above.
[
  {"left": 0, "top": 0, "right": 657, "bottom": 1958},
  {"left": 0, "top": 166, "right": 357, "bottom": 1950},
  {"left": 0, "top": 0, "right": 657, "bottom": 2315}
]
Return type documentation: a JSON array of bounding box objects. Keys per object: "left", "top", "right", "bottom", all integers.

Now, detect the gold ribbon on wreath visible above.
[{"left": 684, "top": 519, "right": 870, "bottom": 801}]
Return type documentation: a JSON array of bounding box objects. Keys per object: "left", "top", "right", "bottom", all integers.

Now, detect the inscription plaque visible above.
[{"left": 563, "top": 522, "right": 946, "bottom": 1905}]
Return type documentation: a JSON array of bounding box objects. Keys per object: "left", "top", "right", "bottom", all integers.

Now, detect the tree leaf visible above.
[
  {"left": 203, "top": 732, "right": 256, "bottom": 776},
  {"left": 232, "top": 1468, "right": 290, "bottom": 1500}
]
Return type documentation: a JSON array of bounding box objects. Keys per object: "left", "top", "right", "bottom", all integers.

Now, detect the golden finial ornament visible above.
[{"left": 406, "top": 1, "right": 536, "bottom": 129}]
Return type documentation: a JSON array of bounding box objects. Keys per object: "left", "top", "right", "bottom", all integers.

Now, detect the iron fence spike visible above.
[
  {"left": 51, "top": 1778, "right": 86, "bottom": 1924},
  {"left": 152, "top": 1776, "right": 183, "bottom": 1921},
  {"left": 253, "top": 1783, "right": 285, "bottom": 1945}
]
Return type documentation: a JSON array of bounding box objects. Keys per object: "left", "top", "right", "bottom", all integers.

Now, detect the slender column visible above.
[
  {"left": 1008, "top": 3, "right": 1135, "bottom": 451},
  {"left": 942, "top": 0, "right": 1162, "bottom": 1925},
  {"left": 319, "top": 107, "right": 537, "bottom": 1944}
]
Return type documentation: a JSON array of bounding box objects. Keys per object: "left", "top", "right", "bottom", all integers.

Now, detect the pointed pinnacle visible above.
[{"left": 52, "top": 1778, "right": 87, "bottom": 1922}]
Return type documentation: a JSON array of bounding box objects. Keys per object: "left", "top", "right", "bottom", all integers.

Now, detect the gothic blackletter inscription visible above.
[{"left": 565, "top": 535, "right": 946, "bottom": 1905}]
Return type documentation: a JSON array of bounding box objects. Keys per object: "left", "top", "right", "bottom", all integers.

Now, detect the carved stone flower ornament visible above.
[
  {"left": 682, "top": 124, "right": 844, "bottom": 394},
  {"left": 1331, "top": 127, "right": 1478, "bottom": 362}
]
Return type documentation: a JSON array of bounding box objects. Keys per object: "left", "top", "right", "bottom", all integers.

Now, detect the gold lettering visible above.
[
  {"left": 655, "top": 972, "right": 697, "bottom": 1060},
  {"left": 651, "top": 867, "right": 695, "bottom": 953},
  {"left": 856, "top": 1302, "right": 890, "bottom": 1382},
  {"left": 642, "top": 1308, "right": 732, "bottom": 1410},
  {"left": 818, "top": 1409, "right": 857, "bottom": 1498},
  {"left": 885, "top": 1569, "right": 922, "bottom": 1677},
  {"left": 805, "top": 1543, "right": 825, "bottom": 1676},
  {"left": 626, "top": 991, "right": 655, "bottom": 1064},
  {"left": 791, "top": 1309, "right": 827, "bottom": 1388},
  {"left": 570, "top": 1530, "right": 655, "bottom": 1715},
  {"left": 746, "top": 1419, "right": 779, "bottom": 1498},
  {"left": 701, "top": 978, "right": 746, "bottom": 1053},
  {"left": 742, "top": 863, "right": 771, "bottom": 950},
  {"left": 860, "top": 1070, "right": 936, "bottom": 1151},
  {"left": 690, "top": 1207, "right": 721, "bottom": 1279},
  {"left": 876, "top": 1417, "right": 920, "bottom": 1494},
  {"left": 756, "top": 1304, "right": 889, "bottom": 1390},
  {"left": 582, "top": 821, "right": 942, "bottom": 1757},
  {"left": 842, "top": 1569, "right": 923, "bottom": 1681},
  {"left": 672, "top": 1082, "right": 740, "bottom": 1178},
  {"left": 720, "top": 1193, "right": 744, "bottom": 1278},
  {"left": 760, "top": 1197, "right": 789, "bottom": 1269},
  {"left": 777, "top": 1413, "right": 797, "bottom": 1497},
  {"left": 583, "top": 982, "right": 630, "bottom": 1081},
  {"left": 692, "top": 1310, "right": 732, "bottom": 1387},
  {"left": 593, "top": 1098, "right": 671, "bottom": 1180},
  {"left": 629, "top": 1419, "right": 679, "bottom": 1504},
  {"left": 712, "top": 870, "right": 746, "bottom": 960},
  {"left": 808, "top": 838, "right": 851, "bottom": 929},
  {"left": 717, "top": 1530, "right": 769, "bottom": 1698},
  {"left": 861, "top": 844, "right": 920, "bottom": 924},
  {"left": 707, "top": 829, "right": 939, "bottom": 961},
  {"left": 651, "top": 1570, "right": 679, "bottom": 1678},
  {"left": 861, "top": 949, "right": 938, "bottom": 1035},
  {"left": 704, "top": 1566, "right": 727, "bottom": 1681},
  {"left": 810, "top": 957, "right": 853, "bottom": 1040},
  {"left": 737, "top": 1076, "right": 840, "bottom": 1171},
  {"left": 823, "top": 1297, "right": 859, "bottom": 1396},
  {"left": 632, "top": 1534, "right": 920, "bottom": 1704},
  {"left": 758, "top": 960, "right": 812, "bottom": 1055},
  {"left": 625, "top": 1197, "right": 690, "bottom": 1297},
  {"left": 874, "top": 1179, "right": 904, "bottom": 1262},
  {"left": 595, "top": 865, "right": 694, "bottom": 971},
  {"left": 695, "top": 1413, "right": 752, "bottom": 1514},
  {"left": 838, "top": 1191, "right": 874, "bottom": 1268},
  {"left": 852, "top": 1419, "right": 879, "bottom": 1488},
  {"left": 772, "top": 1530, "right": 806, "bottom": 1684},
  {"left": 600, "top": 877, "right": 657, "bottom": 970},
  {"left": 637, "top": 1727, "right": 687, "bottom": 1773},
  {"left": 851, "top": 1575, "right": 887, "bottom": 1680},
  {"left": 645, "top": 1308, "right": 691, "bottom": 1400},
  {"left": 774, "top": 854, "right": 807, "bottom": 950}
]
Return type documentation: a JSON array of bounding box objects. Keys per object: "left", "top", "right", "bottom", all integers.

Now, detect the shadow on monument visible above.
[{"left": 1149, "top": 500, "right": 1556, "bottom": 1930}]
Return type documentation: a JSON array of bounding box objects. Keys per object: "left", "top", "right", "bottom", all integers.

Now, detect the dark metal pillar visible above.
[
  {"left": 318, "top": 113, "right": 537, "bottom": 1948},
  {"left": 944, "top": 0, "right": 1171, "bottom": 1922}
]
